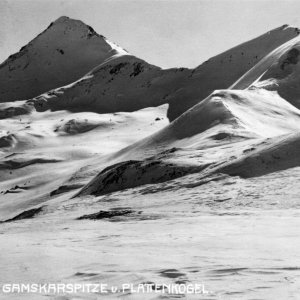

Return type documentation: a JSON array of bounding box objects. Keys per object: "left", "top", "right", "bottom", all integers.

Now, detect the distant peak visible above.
[
  {"left": 49, "top": 16, "right": 104, "bottom": 37},
  {"left": 53, "top": 16, "right": 71, "bottom": 24},
  {"left": 51, "top": 16, "right": 86, "bottom": 27},
  {"left": 277, "top": 24, "right": 299, "bottom": 32},
  {"left": 46, "top": 16, "right": 80, "bottom": 31},
  {"left": 281, "top": 24, "right": 290, "bottom": 29},
  {"left": 266, "top": 24, "right": 300, "bottom": 37},
  {"left": 47, "top": 16, "right": 128, "bottom": 55}
]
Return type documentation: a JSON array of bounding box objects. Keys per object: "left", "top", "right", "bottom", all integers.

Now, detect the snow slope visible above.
[
  {"left": 167, "top": 25, "right": 300, "bottom": 120},
  {"left": 118, "top": 89, "right": 300, "bottom": 153},
  {"left": 77, "top": 88, "right": 300, "bottom": 196},
  {"left": 217, "top": 132, "right": 300, "bottom": 178},
  {"left": 0, "top": 104, "right": 168, "bottom": 220},
  {"left": 232, "top": 33, "right": 300, "bottom": 110}
]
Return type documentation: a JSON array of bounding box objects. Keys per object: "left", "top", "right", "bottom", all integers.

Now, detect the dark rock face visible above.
[
  {"left": 2, "top": 206, "right": 44, "bottom": 223},
  {"left": 280, "top": 48, "right": 299, "bottom": 70},
  {"left": 109, "top": 62, "right": 129, "bottom": 75},
  {"left": 50, "top": 184, "right": 83, "bottom": 196},
  {"left": 130, "top": 62, "right": 144, "bottom": 77},
  {"left": 77, "top": 209, "right": 134, "bottom": 220},
  {"left": 76, "top": 159, "right": 198, "bottom": 197},
  {"left": 0, "top": 104, "right": 33, "bottom": 119},
  {"left": 0, "top": 134, "right": 17, "bottom": 148}
]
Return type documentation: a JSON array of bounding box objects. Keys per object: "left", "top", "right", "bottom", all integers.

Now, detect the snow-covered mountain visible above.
[
  {"left": 2, "top": 19, "right": 299, "bottom": 123},
  {"left": 1, "top": 17, "right": 300, "bottom": 300},
  {"left": 1, "top": 17, "right": 300, "bottom": 201},
  {"left": 167, "top": 24, "right": 300, "bottom": 120},
  {"left": 0, "top": 16, "right": 127, "bottom": 102},
  {"left": 1, "top": 15, "right": 300, "bottom": 214}
]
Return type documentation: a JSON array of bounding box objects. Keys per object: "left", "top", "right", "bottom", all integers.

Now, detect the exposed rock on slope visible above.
[
  {"left": 30, "top": 55, "right": 189, "bottom": 114},
  {"left": 76, "top": 159, "right": 201, "bottom": 197},
  {"left": 0, "top": 101, "right": 33, "bottom": 119},
  {"left": 77, "top": 209, "right": 134, "bottom": 220},
  {"left": 54, "top": 118, "right": 108, "bottom": 135},
  {"left": 0, "top": 16, "right": 127, "bottom": 102},
  {"left": 0, "top": 134, "right": 17, "bottom": 148},
  {"left": 2, "top": 206, "right": 44, "bottom": 223}
]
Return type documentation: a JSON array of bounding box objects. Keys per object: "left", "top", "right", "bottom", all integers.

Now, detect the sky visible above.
[{"left": 1, "top": 0, "right": 300, "bottom": 69}]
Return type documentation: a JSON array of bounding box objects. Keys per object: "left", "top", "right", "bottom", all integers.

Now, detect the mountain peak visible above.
[
  {"left": 0, "top": 16, "right": 128, "bottom": 102},
  {"left": 53, "top": 16, "right": 70, "bottom": 24},
  {"left": 273, "top": 24, "right": 300, "bottom": 34},
  {"left": 48, "top": 16, "right": 104, "bottom": 38}
]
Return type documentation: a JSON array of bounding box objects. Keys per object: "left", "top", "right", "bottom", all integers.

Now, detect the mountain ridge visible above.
[{"left": 1, "top": 18, "right": 299, "bottom": 122}]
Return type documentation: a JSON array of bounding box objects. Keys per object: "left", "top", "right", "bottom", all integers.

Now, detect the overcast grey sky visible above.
[{"left": 1, "top": 0, "right": 300, "bottom": 68}]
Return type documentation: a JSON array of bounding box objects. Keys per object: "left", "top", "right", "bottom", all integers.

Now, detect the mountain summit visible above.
[{"left": 0, "top": 16, "right": 127, "bottom": 102}]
